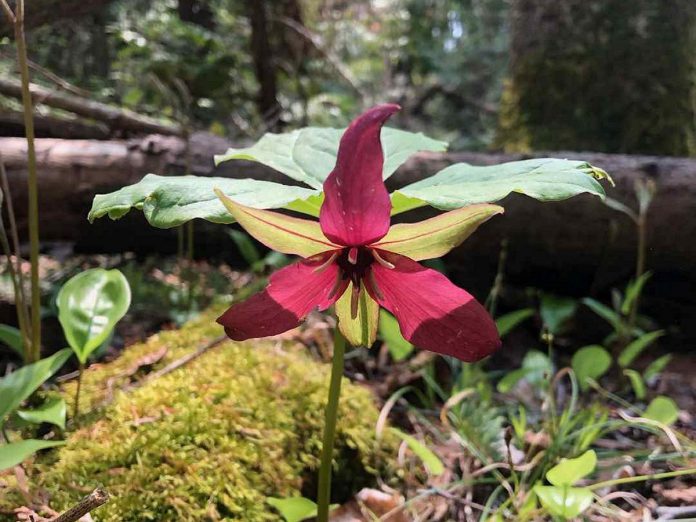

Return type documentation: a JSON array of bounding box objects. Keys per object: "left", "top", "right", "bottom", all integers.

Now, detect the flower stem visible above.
[{"left": 317, "top": 329, "right": 346, "bottom": 522}]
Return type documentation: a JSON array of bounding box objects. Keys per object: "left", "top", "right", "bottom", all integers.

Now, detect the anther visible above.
[
  {"left": 328, "top": 273, "right": 347, "bottom": 299},
  {"left": 348, "top": 246, "right": 359, "bottom": 265},
  {"left": 371, "top": 249, "right": 395, "bottom": 269},
  {"left": 367, "top": 270, "right": 385, "bottom": 301},
  {"left": 312, "top": 251, "right": 338, "bottom": 273}
]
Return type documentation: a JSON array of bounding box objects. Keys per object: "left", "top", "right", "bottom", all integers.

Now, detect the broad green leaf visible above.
[
  {"left": 0, "top": 439, "right": 65, "bottom": 471},
  {"left": 390, "top": 428, "right": 444, "bottom": 476},
  {"left": 644, "top": 354, "right": 672, "bottom": 382},
  {"left": 546, "top": 450, "right": 597, "bottom": 486},
  {"left": 621, "top": 272, "right": 651, "bottom": 315},
  {"left": 534, "top": 485, "right": 594, "bottom": 519},
  {"left": 335, "top": 283, "right": 379, "bottom": 348},
  {"left": 394, "top": 158, "right": 608, "bottom": 212},
  {"left": 390, "top": 191, "right": 429, "bottom": 215},
  {"left": 644, "top": 396, "right": 679, "bottom": 426},
  {"left": 0, "top": 324, "right": 23, "bottom": 357},
  {"left": 57, "top": 269, "right": 131, "bottom": 364},
  {"left": 571, "top": 345, "right": 612, "bottom": 391},
  {"left": 374, "top": 204, "right": 503, "bottom": 261},
  {"left": 378, "top": 309, "right": 414, "bottom": 361},
  {"left": 215, "top": 189, "right": 337, "bottom": 258},
  {"left": 581, "top": 298, "right": 623, "bottom": 332},
  {"left": 495, "top": 308, "right": 535, "bottom": 338},
  {"left": 540, "top": 294, "right": 577, "bottom": 335},
  {"left": 497, "top": 350, "right": 552, "bottom": 392},
  {"left": 623, "top": 369, "right": 646, "bottom": 400},
  {"left": 17, "top": 397, "right": 66, "bottom": 430},
  {"left": 0, "top": 348, "right": 71, "bottom": 423},
  {"left": 88, "top": 174, "right": 320, "bottom": 228},
  {"left": 266, "top": 497, "right": 318, "bottom": 522},
  {"left": 215, "top": 127, "right": 448, "bottom": 189},
  {"left": 618, "top": 330, "right": 664, "bottom": 368}
]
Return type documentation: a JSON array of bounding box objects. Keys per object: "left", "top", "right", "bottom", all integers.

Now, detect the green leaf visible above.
[
  {"left": 644, "top": 396, "right": 679, "bottom": 426},
  {"left": 335, "top": 282, "right": 379, "bottom": 348},
  {"left": 540, "top": 295, "right": 578, "bottom": 335},
  {"left": 623, "top": 369, "right": 646, "bottom": 400},
  {"left": 88, "top": 174, "right": 320, "bottom": 228},
  {"left": 0, "top": 439, "right": 65, "bottom": 471},
  {"left": 0, "top": 348, "right": 71, "bottom": 423},
  {"left": 0, "top": 324, "right": 23, "bottom": 357},
  {"left": 495, "top": 308, "right": 535, "bottom": 338},
  {"left": 497, "top": 350, "right": 552, "bottom": 392},
  {"left": 390, "top": 428, "right": 444, "bottom": 476},
  {"left": 621, "top": 272, "right": 651, "bottom": 315},
  {"left": 266, "top": 497, "right": 319, "bottom": 522},
  {"left": 581, "top": 298, "right": 623, "bottom": 332},
  {"left": 215, "top": 127, "right": 448, "bottom": 189},
  {"left": 644, "top": 354, "right": 672, "bottom": 382},
  {"left": 227, "top": 229, "right": 262, "bottom": 266},
  {"left": 546, "top": 450, "right": 597, "bottom": 486},
  {"left": 534, "top": 485, "right": 594, "bottom": 519},
  {"left": 378, "top": 309, "right": 414, "bottom": 361},
  {"left": 57, "top": 269, "right": 131, "bottom": 364},
  {"left": 496, "top": 367, "right": 531, "bottom": 393},
  {"left": 16, "top": 397, "right": 67, "bottom": 430},
  {"left": 571, "top": 346, "right": 612, "bottom": 391},
  {"left": 394, "top": 158, "right": 608, "bottom": 212},
  {"left": 618, "top": 330, "right": 664, "bottom": 368},
  {"left": 604, "top": 197, "right": 638, "bottom": 222},
  {"left": 374, "top": 204, "right": 503, "bottom": 261},
  {"left": 215, "top": 189, "right": 338, "bottom": 258}
]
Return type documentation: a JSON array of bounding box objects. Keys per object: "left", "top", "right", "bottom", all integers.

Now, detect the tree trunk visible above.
[
  {"left": 2, "top": 135, "right": 695, "bottom": 341},
  {"left": 248, "top": 0, "right": 282, "bottom": 129}
]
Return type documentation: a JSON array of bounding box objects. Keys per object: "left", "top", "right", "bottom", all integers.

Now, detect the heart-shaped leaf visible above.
[
  {"left": 643, "top": 396, "right": 679, "bottom": 426},
  {"left": 546, "top": 450, "right": 597, "bottom": 486},
  {"left": 534, "top": 485, "right": 594, "bottom": 519},
  {"left": 0, "top": 348, "right": 71, "bottom": 424},
  {"left": 57, "top": 269, "right": 131, "bottom": 364},
  {"left": 571, "top": 345, "right": 612, "bottom": 391},
  {"left": 0, "top": 439, "right": 65, "bottom": 471}
]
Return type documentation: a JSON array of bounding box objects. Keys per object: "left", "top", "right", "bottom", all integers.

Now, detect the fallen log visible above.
[
  {"left": 0, "top": 110, "right": 110, "bottom": 139},
  {"left": 0, "top": 0, "right": 115, "bottom": 37},
  {"left": 0, "top": 78, "right": 183, "bottom": 137},
  {"left": 2, "top": 133, "right": 695, "bottom": 341}
]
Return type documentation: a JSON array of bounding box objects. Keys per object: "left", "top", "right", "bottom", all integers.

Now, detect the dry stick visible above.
[
  {"left": 0, "top": 154, "right": 32, "bottom": 355},
  {"left": 49, "top": 488, "right": 109, "bottom": 522}
]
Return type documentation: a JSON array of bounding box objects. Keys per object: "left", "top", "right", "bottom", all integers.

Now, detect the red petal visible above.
[
  {"left": 319, "top": 104, "right": 399, "bottom": 246},
  {"left": 366, "top": 250, "right": 501, "bottom": 362},
  {"left": 217, "top": 253, "right": 344, "bottom": 340}
]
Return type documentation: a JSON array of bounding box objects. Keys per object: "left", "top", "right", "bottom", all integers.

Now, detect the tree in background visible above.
[{"left": 497, "top": 0, "right": 696, "bottom": 156}]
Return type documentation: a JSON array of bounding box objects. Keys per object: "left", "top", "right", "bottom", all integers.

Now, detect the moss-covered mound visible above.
[{"left": 2, "top": 309, "right": 395, "bottom": 521}]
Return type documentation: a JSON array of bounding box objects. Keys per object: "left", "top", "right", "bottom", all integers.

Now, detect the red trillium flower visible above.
[{"left": 215, "top": 104, "right": 503, "bottom": 361}]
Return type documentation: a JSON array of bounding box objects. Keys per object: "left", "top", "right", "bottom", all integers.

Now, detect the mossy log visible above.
[{"left": 0, "top": 307, "right": 396, "bottom": 521}]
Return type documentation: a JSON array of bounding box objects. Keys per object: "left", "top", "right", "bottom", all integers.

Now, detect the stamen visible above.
[
  {"left": 371, "top": 249, "right": 395, "bottom": 269},
  {"left": 328, "top": 273, "right": 347, "bottom": 299},
  {"left": 350, "top": 283, "right": 361, "bottom": 319},
  {"left": 312, "top": 251, "right": 338, "bottom": 273},
  {"left": 367, "top": 270, "right": 385, "bottom": 301},
  {"left": 348, "top": 246, "right": 359, "bottom": 265}
]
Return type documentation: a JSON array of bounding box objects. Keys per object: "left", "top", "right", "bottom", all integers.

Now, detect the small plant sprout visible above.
[{"left": 56, "top": 268, "right": 131, "bottom": 417}]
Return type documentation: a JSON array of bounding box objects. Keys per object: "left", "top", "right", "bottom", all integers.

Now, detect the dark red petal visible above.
[
  {"left": 366, "top": 250, "right": 501, "bottom": 362},
  {"left": 319, "top": 104, "right": 399, "bottom": 246},
  {"left": 217, "top": 253, "right": 344, "bottom": 340}
]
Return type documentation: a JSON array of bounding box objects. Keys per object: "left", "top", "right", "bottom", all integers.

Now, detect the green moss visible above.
[{"left": 1, "top": 308, "right": 395, "bottom": 521}]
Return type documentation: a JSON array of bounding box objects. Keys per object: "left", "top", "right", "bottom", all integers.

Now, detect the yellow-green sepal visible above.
[{"left": 335, "top": 282, "right": 379, "bottom": 347}]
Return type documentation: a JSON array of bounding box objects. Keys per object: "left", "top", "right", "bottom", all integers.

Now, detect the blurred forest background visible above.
[{"left": 2, "top": 0, "right": 695, "bottom": 154}]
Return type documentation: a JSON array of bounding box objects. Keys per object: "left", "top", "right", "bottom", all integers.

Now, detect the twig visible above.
[
  {"left": 657, "top": 505, "right": 696, "bottom": 521},
  {"left": 49, "top": 488, "right": 109, "bottom": 522}
]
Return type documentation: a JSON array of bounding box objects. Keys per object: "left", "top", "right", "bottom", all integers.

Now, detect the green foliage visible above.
[
  {"left": 618, "top": 330, "right": 664, "bottom": 368},
  {"left": 534, "top": 450, "right": 597, "bottom": 519},
  {"left": 546, "top": 450, "right": 596, "bottom": 486},
  {"left": 571, "top": 345, "right": 611, "bottom": 391},
  {"left": 540, "top": 294, "right": 578, "bottom": 336},
  {"left": 0, "top": 440, "right": 65, "bottom": 472},
  {"left": 3, "top": 308, "right": 395, "bottom": 521},
  {"left": 495, "top": 308, "right": 534, "bottom": 338},
  {"left": 644, "top": 396, "right": 679, "bottom": 426},
  {"left": 16, "top": 397, "right": 67, "bottom": 430},
  {"left": 57, "top": 268, "right": 131, "bottom": 364},
  {"left": 497, "top": 350, "right": 552, "bottom": 393},
  {"left": 0, "top": 325, "right": 23, "bottom": 357},
  {"left": 623, "top": 369, "right": 647, "bottom": 399},
  {"left": 378, "top": 310, "right": 414, "bottom": 361},
  {"left": 390, "top": 428, "right": 444, "bottom": 476},
  {"left": 266, "top": 497, "right": 327, "bottom": 522}
]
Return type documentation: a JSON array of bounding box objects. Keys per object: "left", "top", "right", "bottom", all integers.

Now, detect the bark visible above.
[
  {"left": 0, "top": 0, "right": 115, "bottom": 36},
  {"left": 0, "top": 78, "right": 184, "bottom": 136},
  {"left": 248, "top": 0, "right": 281, "bottom": 129},
  {"left": 0, "top": 110, "right": 110, "bottom": 139},
  {"left": 2, "top": 135, "right": 695, "bottom": 339}
]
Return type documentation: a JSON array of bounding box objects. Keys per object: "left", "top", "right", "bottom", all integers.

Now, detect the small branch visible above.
[
  {"left": 0, "top": 0, "right": 15, "bottom": 24},
  {"left": 50, "top": 488, "right": 109, "bottom": 522}
]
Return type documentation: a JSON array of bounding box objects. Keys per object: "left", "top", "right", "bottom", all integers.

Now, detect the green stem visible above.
[
  {"left": 13, "top": 0, "right": 41, "bottom": 362},
  {"left": 73, "top": 362, "right": 84, "bottom": 419},
  {"left": 317, "top": 330, "right": 346, "bottom": 522},
  {"left": 589, "top": 467, "right": 696, "bottom": 490},
  {"left": 628, "top": 215, "right": 646, "bottom": 328}
]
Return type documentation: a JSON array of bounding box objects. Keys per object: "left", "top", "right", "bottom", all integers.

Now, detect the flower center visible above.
[{"left": 336, "top": 247, "right": 373, "bottom": 287}]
